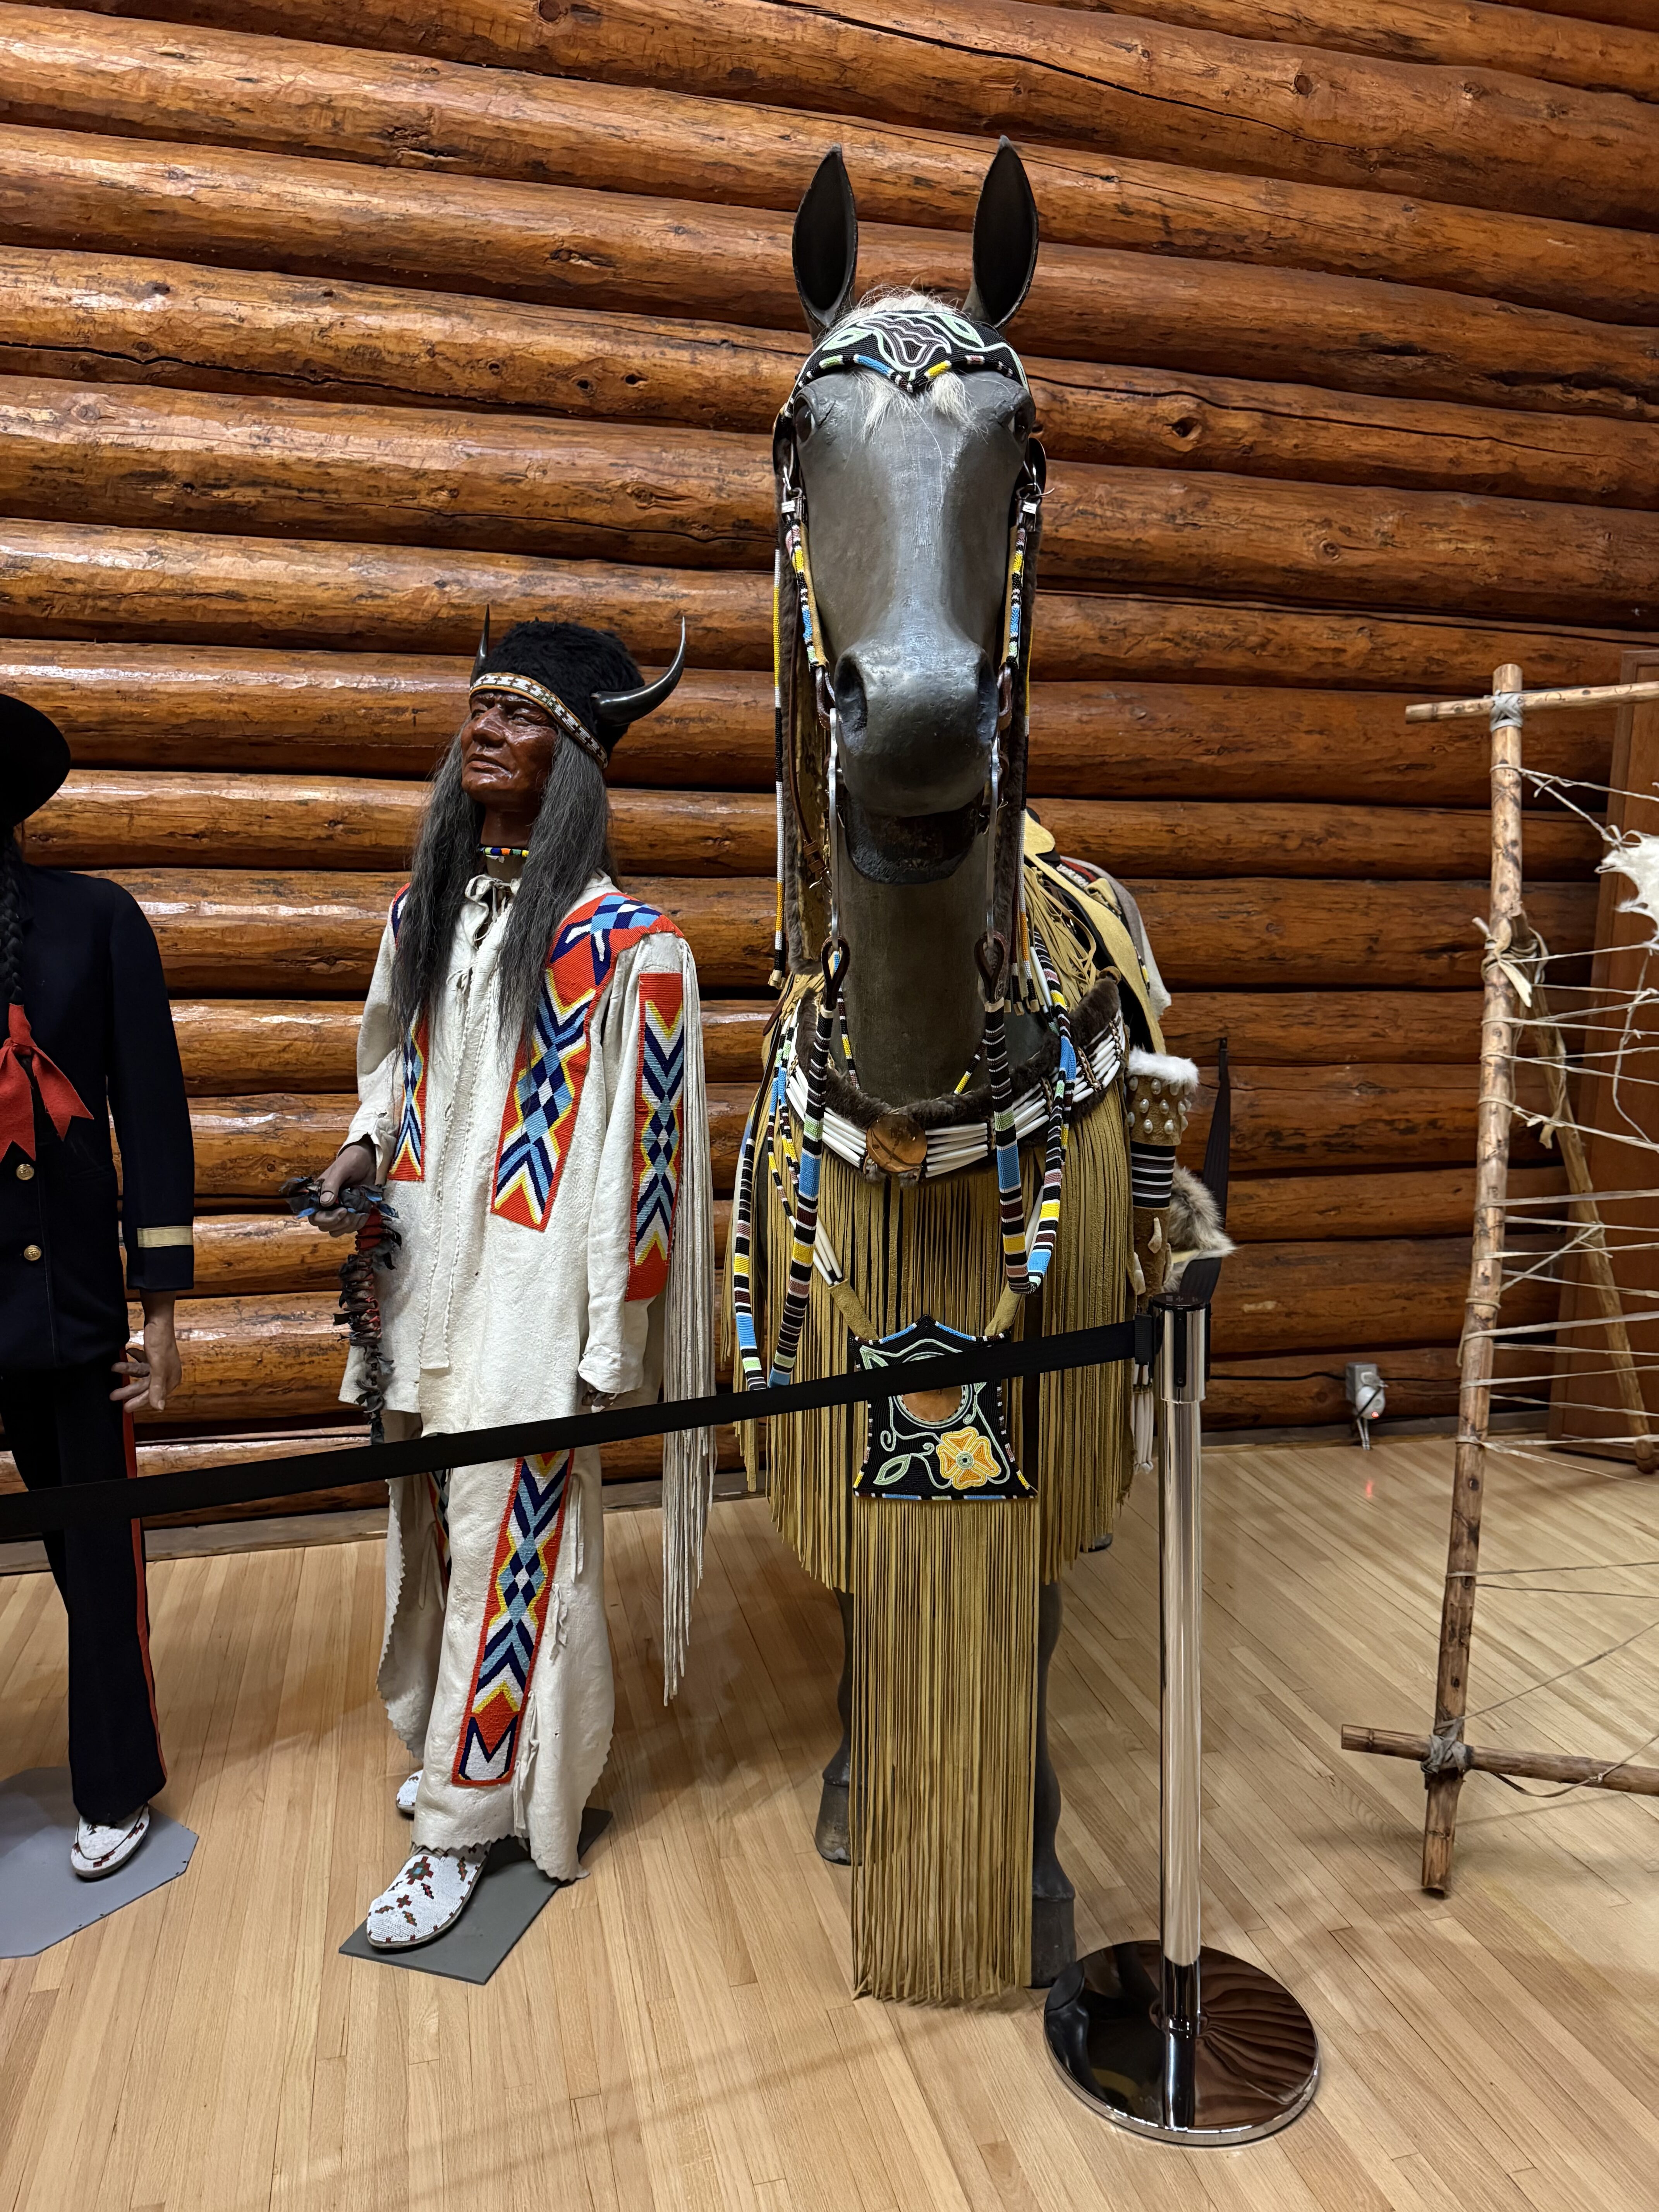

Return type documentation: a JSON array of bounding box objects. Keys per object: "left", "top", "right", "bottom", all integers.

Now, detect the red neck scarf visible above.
[{"left": 0, "top": 1003, "right": 91, "bottom": 1161}]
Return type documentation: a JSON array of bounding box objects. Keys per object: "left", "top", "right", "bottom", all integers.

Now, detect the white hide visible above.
[{"left": 1600, "top": 831, "right": 1659, "bottom": 947}]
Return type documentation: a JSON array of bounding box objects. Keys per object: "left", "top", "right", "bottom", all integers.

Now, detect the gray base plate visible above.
[
  {"left": 339, "top": 1807, "right": 612, "bottom": 1985},
  {"left": 0, "top": 1766, "right": 196, "bottom": 1958},
  {"left": 1044, "top": 1942, "right": 1319, "bottom": 2146}
]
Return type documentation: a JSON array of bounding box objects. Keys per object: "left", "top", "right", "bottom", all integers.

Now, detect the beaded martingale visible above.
[
  {"left": 764, "top": 946, "right": 846, "bottom": 1386},
  {"left": 994, "top": 926, "right": 1077, "bottom": 1297}
]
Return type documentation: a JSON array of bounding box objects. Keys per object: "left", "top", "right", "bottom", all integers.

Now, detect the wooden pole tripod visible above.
[{"left": 1344, "top": 665, "right": 1659, "bottom": 1893}]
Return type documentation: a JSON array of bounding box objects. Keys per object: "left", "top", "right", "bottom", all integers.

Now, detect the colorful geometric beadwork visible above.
[
  {"left": 626, "top": 970, "right": 685, "bottom": 1302},
  {"left": 388, "top": 1013, "right": 429, "bottom": 1184},
  {"left": 452, "top": 1450, "right": 573, "bottom": 1787},
  {"left": 384, "top": 887, "right": 428, "bottom": 1183},
  {"left": 491, "top": 891, "right": 676, "bottom": 1232}
]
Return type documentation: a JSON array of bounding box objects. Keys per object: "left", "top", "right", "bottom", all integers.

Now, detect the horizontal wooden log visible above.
[
  {"left": 24, "top": 771, "right": 1603, "bottom": 880},
  {"left": 1162, "top": 992, "right": 1481, "bottom": 1064},
  {"left": 112, "top": 1233, "right": 1550, "bottom": 1423},
  {"left": 7, "top": 251, "right": 1656, "bottom": 509},
  {"left": 1201, "top": 1345, "right": 1459, "bottom": 1427},
  {"left": 170, "top": 996, "right": 774, "bottom": 1092},
  {"left": 1041, "top": 0, "right": 1659, "bottom": 101},
  {"left": 4, "top": 380, "right": 1654, "bottom": 623},
  {"left": 1178, "top": 1062, "right": 1550, "bottom": 1173},
  {"left": 182, "top": 1160, "right": 1565, "bottom": 1297},
  {"left": 3, "top": 133, "right": 1657, "bottom": 421},
  {"left": 127, "top": 1291, "right": 344, "bottom": 1424},
  {"left": 187, "top": 1094, "right": 351, "bottom": 1197},
  {"left": 192, "top": 1209, "right": 342, "bottom": 1295},
  {"left": 167, "top": 992, "right": 1498, "bottom": 1097},
  {"left": 173, "top": 1001, "right": 362, "bottom": 1094},
  {"left": 69, "top": 0, "right": 1659, "bottom": 226},
  {"left": 1132, "top": 879, "right": 1595, "bottom": 990},
  {"left": 173, "top": 1063, "right": 1559, "bottom": 1209},
  {"left": 107, "top": 869, "right": 1595, "bottom": 994},
  {"left": 1223, "top": 1163, "right": 1566, "bottom": 1241},
  {"left": 185, "top": 1085, "right": 752, "bottom": 1194},
  {"left": 115, "top": 870, "right": 774, "bottom": 992},
  {"left": 4, "top": 532, "right": 1652, "bottom": 690},
  {"left": 1209, "top": 1234, "right": 1557, "bottom": 1358},
  {"left": 536, "top": 0, "right": 1659, "bottom": 226},
  {"left": 6, "top": 12, "right": 1655, "bottom": 321},
  {"left": 1027, "top": 687, "right": 1615, "bottom": 805},
  {"left": 0, "top": 645, "right": 1619, "bottom": 801}
]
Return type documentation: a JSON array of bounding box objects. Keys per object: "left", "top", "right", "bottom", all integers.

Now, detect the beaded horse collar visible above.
[{"left": 468, "top": 674, "right": 610, "bottom": 773}]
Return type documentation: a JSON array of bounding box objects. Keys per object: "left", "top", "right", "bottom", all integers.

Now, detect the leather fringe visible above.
[
  {"left": 755, "top": 1090, "right": 1131, "bottom": 1592},
  {"left": 851, "top": 1494, "right": 1038, "bottom": 2002}
]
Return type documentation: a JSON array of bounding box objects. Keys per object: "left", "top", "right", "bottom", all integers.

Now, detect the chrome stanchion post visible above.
[
  {"left": 1158, "top": 1295, "right": 1204, "bottom": 2127},
  {"left": 1043, "top": 1276, "right": 1320, "bottom": 2147}
]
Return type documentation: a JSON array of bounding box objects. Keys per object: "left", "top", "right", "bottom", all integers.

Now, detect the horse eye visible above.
[{"left": 793, "top": 398, "right": 819, "bottom": 443}]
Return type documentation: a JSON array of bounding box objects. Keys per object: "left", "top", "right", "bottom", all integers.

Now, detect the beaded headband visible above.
[
  {"left": 468, "top": 673, "right": 609, "bottom": 771},
  {"left": 795, "top": 300, "right": 1029, "bottom": 400}
]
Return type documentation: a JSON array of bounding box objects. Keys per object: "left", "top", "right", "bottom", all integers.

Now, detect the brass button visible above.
[
  {"left": 14, "top": 1162, "right": 32, "bottom": 1181},
  {"left": 22, "top": 1243, "right": 41, "bottom": 1262}
]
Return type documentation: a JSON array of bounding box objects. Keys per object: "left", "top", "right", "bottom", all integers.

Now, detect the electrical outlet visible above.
[{"left": 1345, "top": 1362, "right": 1385, "bottom": 1448}]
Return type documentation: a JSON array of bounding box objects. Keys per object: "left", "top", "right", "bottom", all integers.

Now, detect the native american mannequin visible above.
[
  {"left": 0, "top": 693, "right": 194, "bottom": 1882},
  {"left": 725, "top": 149, "right": 1226, "bottom": 2002},
  {"left": 314, "top": 620, "right": 716, "bottom": 1950}
]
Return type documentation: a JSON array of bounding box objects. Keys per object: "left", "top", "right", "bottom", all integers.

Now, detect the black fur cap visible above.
[{"left": 474, "top": 620, "right": 642, "bottom": 759}]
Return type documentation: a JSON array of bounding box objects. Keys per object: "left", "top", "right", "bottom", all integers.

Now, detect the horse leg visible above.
[
  {"left": 814, "top": 1587, "right": 854, "bottom": 1864},
  {"left": 1030, "top": 1577, "right": 1077, "bottom": 1987}
]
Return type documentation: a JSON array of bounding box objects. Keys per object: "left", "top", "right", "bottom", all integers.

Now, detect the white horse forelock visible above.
[{"left": 834, "top": 289, "right": 986, "bottom": 435}]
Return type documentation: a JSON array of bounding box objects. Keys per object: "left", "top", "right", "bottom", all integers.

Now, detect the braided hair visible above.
[{"left": 0, "top": 835, "right": 27, "bottom": 1018}]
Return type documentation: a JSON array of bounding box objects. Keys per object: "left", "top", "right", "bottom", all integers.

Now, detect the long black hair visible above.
[{"left": 390, "top": 644, "right": 625, "bottom": 1047}]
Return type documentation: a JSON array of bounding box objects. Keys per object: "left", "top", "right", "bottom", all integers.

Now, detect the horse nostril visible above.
[{"left": 834, "top": 659, "right": 868, "bottom": 741}]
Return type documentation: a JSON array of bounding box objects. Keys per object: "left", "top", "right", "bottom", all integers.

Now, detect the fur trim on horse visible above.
[
  {"left": 1126, "top": 1047, "right": 1200, "bottom": 1096},
  {"left": 1166, "top": 1163, "right": 1235, "bottom": 1288}
]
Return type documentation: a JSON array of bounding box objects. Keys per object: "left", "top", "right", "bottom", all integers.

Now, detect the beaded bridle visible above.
[{"left": 734, "top": 301, "right": 1077, "bottom": 1390}]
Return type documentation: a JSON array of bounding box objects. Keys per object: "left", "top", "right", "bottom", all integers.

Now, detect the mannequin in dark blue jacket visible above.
[{"left": 0, "top": 694, "right": 194, "bottom": 1881}]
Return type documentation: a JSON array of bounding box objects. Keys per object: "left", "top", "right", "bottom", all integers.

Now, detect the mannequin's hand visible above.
[
  {"left": 580, "top": 1384, "right": 619, "bottom": 1413},
  {"left": 112, "top": 1294, "right": 182, "bottom": 1412},
  {"left": 313, "top": 1139, "right": 379, "bottom": 1234}
]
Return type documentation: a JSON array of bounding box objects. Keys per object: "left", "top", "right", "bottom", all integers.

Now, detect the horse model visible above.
[{"left": 725, "top": 143, "right": 1220, "bottom": 2001}]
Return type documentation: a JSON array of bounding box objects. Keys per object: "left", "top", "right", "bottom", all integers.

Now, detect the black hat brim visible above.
[{"left": 0, "top": 694, "right": 70, "bottom": 828}]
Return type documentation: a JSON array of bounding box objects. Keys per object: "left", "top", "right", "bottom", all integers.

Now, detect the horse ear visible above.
[
  {"left": 964, "top": 138, "right": 1039, "bottom": 330},
  {"left": 793, "top": 147, "right": 860, "bottom": 339}
]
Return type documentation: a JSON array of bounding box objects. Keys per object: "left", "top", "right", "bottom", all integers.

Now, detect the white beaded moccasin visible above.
[
  {"left": 70, "top": 1804, "right": 151, "bottom": 1881},
  {"left": 395, "top": 1771, "right": 421, "bottom": 1818},
  {"left": 365, "top": 1847, "right": 487, "bottom": 1950}
]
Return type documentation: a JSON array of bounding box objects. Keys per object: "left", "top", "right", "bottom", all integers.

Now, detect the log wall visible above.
[{"left": 0, "top": 0, "right": 1654, "bottom": 1492}]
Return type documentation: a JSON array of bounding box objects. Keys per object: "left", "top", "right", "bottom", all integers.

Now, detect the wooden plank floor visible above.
[{"left": 2, "top": 1432, "right": 1658, "bottom": 2210}]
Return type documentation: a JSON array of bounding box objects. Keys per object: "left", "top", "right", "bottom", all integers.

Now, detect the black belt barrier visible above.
[{"left": 0, "top": 1314, "right": 1152, "bottom": 1543}]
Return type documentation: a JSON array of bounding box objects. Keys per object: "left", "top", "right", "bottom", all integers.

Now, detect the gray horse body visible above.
[{"left": 785, "top": 151, "right": 1079, "bottom": 1981}]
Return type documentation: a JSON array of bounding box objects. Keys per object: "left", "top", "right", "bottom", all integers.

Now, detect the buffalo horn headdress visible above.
[{"left": 468, "top": 613, "right": 687, "bottom": 772}]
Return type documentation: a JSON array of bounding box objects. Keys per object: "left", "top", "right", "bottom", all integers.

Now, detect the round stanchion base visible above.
[{"left": 1043, "top": 1942, "right": 1319, "bottom": 2146}]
